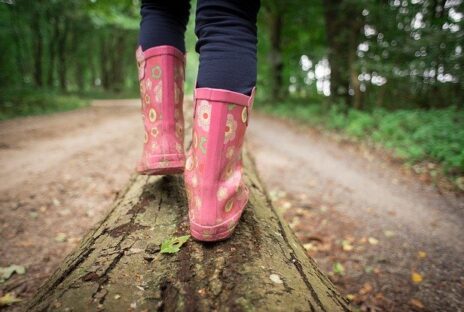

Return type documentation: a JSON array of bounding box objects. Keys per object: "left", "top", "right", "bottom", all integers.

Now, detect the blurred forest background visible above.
[{"left": 0, "top": 0, "right": 463, "bottom": 185}]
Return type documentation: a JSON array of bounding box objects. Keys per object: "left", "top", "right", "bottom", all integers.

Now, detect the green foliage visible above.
[
  {"left": 0, "top": 89, "right": 89, "bottom": 120},
  {"left": 0, "top": 0, "right": 139, "bottom": 94},
  {"left": 160, "top": 235, "right": 190, "bottom": 254},
  {"left": 259, "top": 99, "right": 464, "bottom": 176}
]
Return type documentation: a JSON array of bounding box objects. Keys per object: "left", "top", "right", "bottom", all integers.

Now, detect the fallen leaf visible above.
[
  {"left": 333, "top": 262, "right": 345, "bottom": 276},
  {"left": 160, "top": 235, "right": 190, "bottom": 254},
  {"left": 0, "top": 265, "right": 26, "bottom": 283},
  {"left": 409, "top": 298, "right": 424, "bottom": 309},
  {"left": 55, "top": 233, "right": 67, "bottom": 242},
  {"left": 359, "top": 282, "right": 373, "bottom": 295},
  {"left": 0, "top": 293, "right": 22, "bottom": 306},
  {"left": 368, "top": 237, "right": 379, "bottom": 245},
  {"left": 114, "top": 294, "right": 121, "bottom": 300},
  {"left": 411, "top": 272, "right": 423, "bottom": 284},
  {"left": 341, "top": 240, "right": 354, "bottom": 251},
  {"left": 346, "top": 294, "right": 356, "bottom": 301},
  {"left": 417, "top": 251, "right": 427, "bottom": 259},
  {"left": 383, "top": 230, "right": 395, "bottom": 237}
]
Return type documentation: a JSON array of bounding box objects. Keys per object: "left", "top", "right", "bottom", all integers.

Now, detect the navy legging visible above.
[{"left": 139, "top": 0, "right": 260, "bottom": 95}]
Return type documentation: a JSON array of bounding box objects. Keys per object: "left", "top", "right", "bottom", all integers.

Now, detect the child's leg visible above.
[
  {"left": 185, "top": 0, "right": 260, "bottom": 241},
  {"left": 195, "top": 0, "right": 260, "bottom": 95},
  {"left": 139, "top": 0, "right": 191, "bottom": 52},
  {"left": 136, "top": 0, "right": 190, "bottom": 175}
]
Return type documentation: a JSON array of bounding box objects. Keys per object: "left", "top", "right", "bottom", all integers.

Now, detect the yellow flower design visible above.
[
  {"left": 224, "top": 198, "right": 234, "bottom": 212},
  {"left": 241, "top": 107, "right": 248, "bottom": 123},
  {"left": 217, "top": 186, "right": 227, "bottom": 201},
  {"left": 224, "top": 114, "right": 237, "bottom": 144},
  {"left": 151, "top": 127, "right": 159, "bottom": 138},
  {"left": 144, "top": 131, "right": 148, "bottom": 143},
  {"left": 151, "top": 65, "right": 162, "bottom": 79},
  {"left": 186, "top": 155, "right": 195, "bottom": 171},
  {"left": 144, "top": 93, "right": 150, "bottom": 106},
  {"left": 197, "top": 100, "right": 211, "bottom": 131},
  {"left": 149, "top": 108, "right": 157, "bottom": 122},
  {"left": 222, "top": 163, "right": 234, "bottom": 180},
  {"left": 176, "top": 121, "right": 183, "bottom": 138}
]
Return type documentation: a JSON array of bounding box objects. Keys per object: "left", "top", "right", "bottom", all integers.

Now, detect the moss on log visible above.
[{"left": 27, "top": 152, "right": 350, "bottom": 312}]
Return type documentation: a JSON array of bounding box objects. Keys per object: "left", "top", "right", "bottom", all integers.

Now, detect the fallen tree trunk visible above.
[{"left": 27, "top": 151, "right": 350, "bottom": 311}]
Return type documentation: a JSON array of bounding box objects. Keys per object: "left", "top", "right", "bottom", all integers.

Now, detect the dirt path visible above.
[
  {"left": 0, "top": 101, "right": 463, "bottom": 311},
  {"left": 248, "top": 113, "right": 464, "bottom": 311},
  {"left": 0, "top": 100, "right": 142, "bottom": 309}
]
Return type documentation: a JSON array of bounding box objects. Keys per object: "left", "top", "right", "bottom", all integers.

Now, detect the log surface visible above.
[{"left": 27, "top": 152, "right": 350, "bottom": 311}]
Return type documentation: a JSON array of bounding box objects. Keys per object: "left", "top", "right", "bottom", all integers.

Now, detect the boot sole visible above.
[{"left": 137, "top": 159, "right": 185, "bottom": 176}]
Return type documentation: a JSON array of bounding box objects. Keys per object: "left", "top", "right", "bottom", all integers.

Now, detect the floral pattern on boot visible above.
[
  {"left": 136, "top": 45, "right": 186, "bottom": 175},
  {"left": 184, "top": 87, "right": 255, "bottom": 241}
]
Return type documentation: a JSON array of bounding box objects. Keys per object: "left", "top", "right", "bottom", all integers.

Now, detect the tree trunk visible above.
[
  {"left": 100, "top": 34, "right": 110, "bottom": 91},
  {"left": 57, "top": 16, "right": 69, "bottom": 92},
  {"left": 268, "top": 11, "right": 284, "bottom": 101},
  {"left": 8, "top": 4, "right": 26, "bottom": 81},
  {"left": 323, "top": 0, "right": 346, "bottom": 103},
  {"left": 323, "top": 0, "right": 363, "bottom": 107},
  {"left": 47, "top": 15, "right": 59, "bottom": 88},
  {"left": 32, "top": 11, "right": 43, "bottom": 87},
  {"left": 26, "top": 150, "right": 350, "bottom": 311}
]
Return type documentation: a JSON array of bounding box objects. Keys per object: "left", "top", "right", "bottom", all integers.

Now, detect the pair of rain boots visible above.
[{"left": 136, "top": 45, "right": 254, "bottom": 242}]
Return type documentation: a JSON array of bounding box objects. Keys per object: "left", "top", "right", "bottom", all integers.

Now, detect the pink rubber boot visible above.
[
  {"left": 136, "top": 45, "right": 186, "bottom": 175},
  {"left": 184, "top": 87, "right": 255, "bottom": 241}
]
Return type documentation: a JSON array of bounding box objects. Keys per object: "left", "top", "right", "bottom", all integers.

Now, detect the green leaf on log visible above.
[{"left": 160, "top": 235, "right": 190, "bottom": 254}]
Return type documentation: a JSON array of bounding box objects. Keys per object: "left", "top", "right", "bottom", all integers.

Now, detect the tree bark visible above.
[
  {"left": 47, "top": 14, "right": 58, "bottom": 88},
  {"left": 323, "top": 0, "right": 363, "bottom": 107},
  {"left": 32, "top": 10, "right": 43, "bottom": 87},
  {"left": 26, "top": 150, "right": 350, "bottom": 311},
  {"left": 268, "top": 11, "right": 285, "bottom": 101},
  {"left": 57, "top": 16, "right": 69, "bottom": 92}
]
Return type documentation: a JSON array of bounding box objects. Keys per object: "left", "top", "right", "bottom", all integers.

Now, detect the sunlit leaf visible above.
[
  {"left": 409, "top": 298, "right": 425, "bottom": 309},
  {"left": 333, "top": 262, "right": 345, "bottom": 275},
  {"left": 417, "top": 251, "right": 427, "bottom": 259},
  {"left": 160, "top": 235, "right": 190, "bottom": 254},
  {"left": 383, "top": 230, "right": 395, "bottom": 237},
  {"left": 55, "top": 233, "right": 67, "bottom": 242},
  {"left": 341, "top": 240, "right": 354, "bottom": 251},
  {"left": 359, "top": 282, "right": 373, "bottom": 295},
  {"left": 0, "top": 293, "right": 22, "bottom": 306},
  {"left": 411, "top": 272, "right": 423, "bottom": 284}
]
